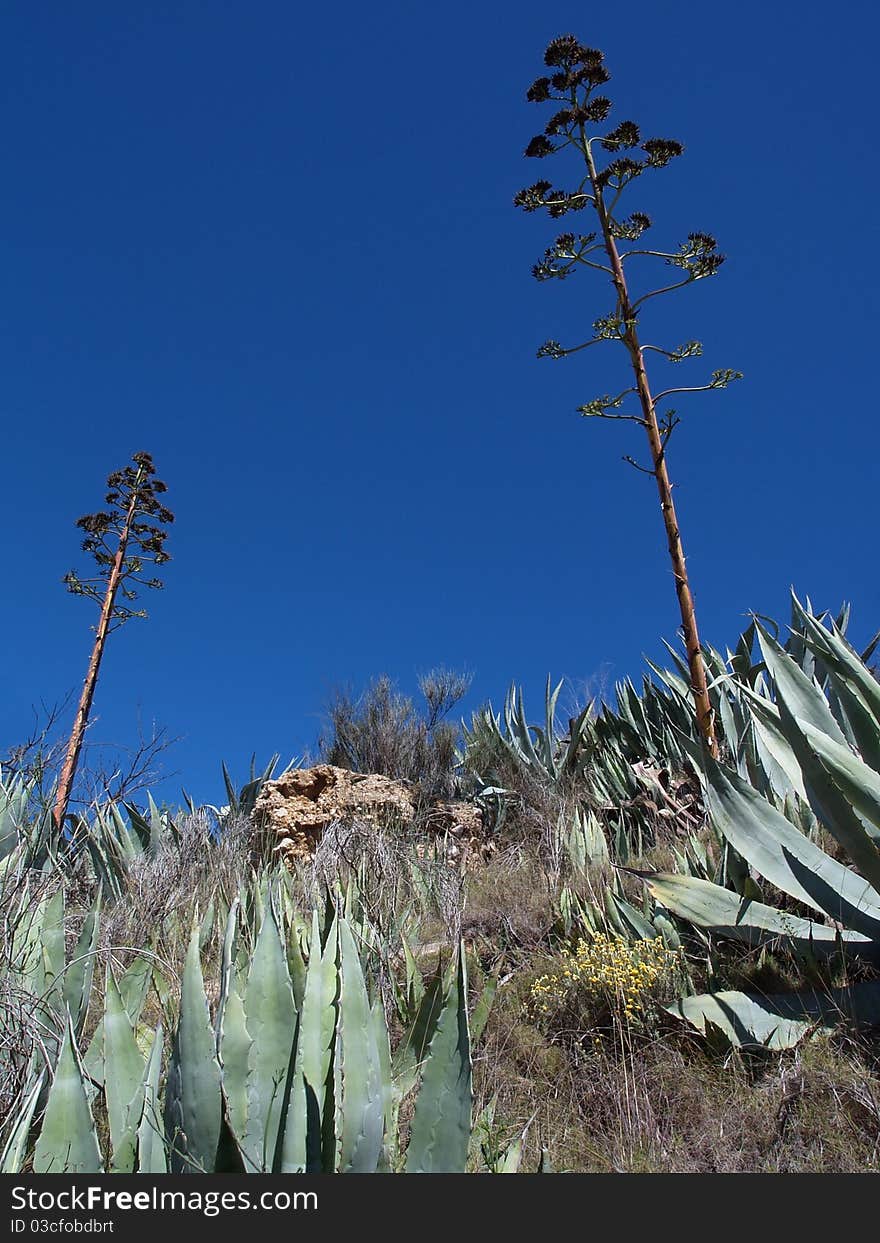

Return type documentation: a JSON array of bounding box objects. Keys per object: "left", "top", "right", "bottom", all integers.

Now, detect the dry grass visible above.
[
  {"left": 476, "top": 969, "right": 880, "bottom": 1172},
  {"left": 457, "top": 820, "right": 880, "bottom": 1173},
  {"left": 90, "top": 810, "right": 254, "bottom": 1003},
  {"left": 462, "top": 844, "right": 555, "bottom": 954}
]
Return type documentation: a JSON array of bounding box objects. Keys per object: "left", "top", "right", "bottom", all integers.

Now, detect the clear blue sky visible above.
[{"left": 2, "top": 2, "right": 877, "bottom": 807}]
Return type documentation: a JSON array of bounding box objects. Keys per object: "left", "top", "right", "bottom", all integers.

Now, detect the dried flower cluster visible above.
[
  {"left": 529, "top": 933, "right": 685, "bottom": 1033},
  {"left": 63, "top": 451, "right": 174, "bottom": 626}
]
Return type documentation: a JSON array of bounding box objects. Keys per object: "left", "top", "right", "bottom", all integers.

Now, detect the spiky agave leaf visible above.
[
  {"left": 669, "top": 983, "right": 880, "bottom": 1051},
  {"left": 1, "top": 1073, "right": 45, "bottom": 1173},
  {"left": 34, "top": 1013, "right": 103, "bottom": 1173},
  {"left": 334, "top": 918, "right": 385, "bottom": 1172},
  {"left": 406, "top": 944, "right": 472, "bottom": 1173},
  {"left": 240, "top": 897, "right": 297, "bottom": 1172},
  {"left": 103, "top": 966, "right": 148, "bottom": 1172},
  {"left": 134, "top": 1025, "right": 167, "bottom": 1173},
  {"left": 164, "top": 924, "right": 222, "bottom": 1173}
]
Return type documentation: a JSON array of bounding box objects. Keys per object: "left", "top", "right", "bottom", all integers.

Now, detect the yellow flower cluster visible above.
[{"left": 529, "top": 932, "right": 684, "bottom": 1029}]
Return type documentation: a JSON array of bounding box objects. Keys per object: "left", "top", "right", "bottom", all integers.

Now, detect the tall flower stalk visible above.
[
  {"left": 517, "top": 36, "right": 742, "bottom": 756},
  {"left": 54, "top": 451, "right": 173, "bottom": 829}
]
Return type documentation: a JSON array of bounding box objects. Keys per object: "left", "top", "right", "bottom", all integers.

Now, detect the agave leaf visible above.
[
  {"left": 118, "top": 953, "right": 154, "bottom": 1019},
  {"left": 392, "top": 962, "right": 445, "bottom": 1102},
  {"left": 104, "top": 966, "right": 147, "bottom": 1172},
  {"left": 164, "top": 925, "right": 223, "bottom": 1173},
  {"left": 241, "top": 900, "right": 297, "bottom": 1172},
  {"left": 287, "top": 920, "right": 307, "bottom": 1012},
  {"left": 40, "top": 888, "right": 66, "bottom": 1010},
  {"left": 84, "top": 953, "right": 153, "bottom": 1087},
  {"left": 755, "top": 624, "right": 847, "bottom": 743},
  {"left": 651, "top": 905, "right": 681, "bottom": 950},
  {"left": 34, "top": 1013, "right": 103, "bottom": 1173},
  {"left": 147, "top": 792, "right": 165, "bottom": 856},
  {"left": 609, "top": 892, "right": 659, "bottom": 942},
  {"left": 294, "top": 910, "right": 338, "bottom": 1119},
  {"left": 10, "top": 888, "right": 47, "bottom": 990},
  {"left": 862, "top": 629, "right": 880, "bottom": 666},
  {"left": 405, "top": 943, "right": 472, "bottom": 1174},
  {"left": 470, "top": 972, "right": 498, "bottom": 1045},
  {"left": 508, "top": 689, "right": 538, "bottom": 769},
  {"left": 792, "top": 594, "right": 880, "bottom": 724},
  {"left": 498, "top": 1115, "right": 534, "bottom": 1173},
  {"left": 222, "top": 761, "right": 237, "bottom": 811},
  {"left": 669, "top": 990, "right": 815, "bottom": 1050},
  {"left": 371, "top": 995, "right": 394, "bottom": 1169},
  {"left": 199, "top": 899, "right": 216, "bottom": 950},
  {"left": 738, "top": 690, "right": 808, "bottom": 800},
  {"left": 822, "top": 671, "right": 880, "bottom": 775},
  {"left": 215, "top": 898, "right": 239, "bottom": 1047},
  {"left": 279, "top": 910, "right": 339, "bottom": 1173},
  {"left": 798, "top": 718, "right": 880, "bottom": 840},
  {"left": 544, "top": 676, "right": 564, "bottom": 777},
  {"left": 694, "top": 744, "right": 880, "bottom": 937},
  {"left": 276, "top": 1060, "right": 309, "bottom": 1175},
  {"left": 135, "top": 1025, "right": 167, "bottom": 1173},
  {"left": 562, "top": 700, "right": 593, "bottom": 777},
  {"left": 401, "top": 932, "right": 425, "bottom": 1014},
  {"left": 670, "top": 980, "right": 880, "bottom": 1051},
  {"left": 715, "top": 680, "right": 740, "bottom": 756},
  {"left": 334, "top": 918, "right": 384, "bottom": 1173},
  {"left": 641, "top": 872, "right": 877, "bottom": 957},
  {"left": 1, "top": 1072, "right": 45, "bottom": 1173},
  {"left": 218, "top": 983, "right": 250, "bottom": 1146},
  {"left": 757, "top": 629, "right": 880, "bottom": 891},
  {"left": 602, "top": 887, "right": 629, "bottom": 937},
  {"left": 0, "top": 773, "right": 30, "bottom": 860},
  {"left": 84, "top": 830, "right": 125, "bottom": 900},
  {"left": 62, "top": 893, "right": 101, "bottom": 1039}
]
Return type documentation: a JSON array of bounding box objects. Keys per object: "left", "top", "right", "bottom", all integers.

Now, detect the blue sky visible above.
[{"left": 2, "top": 2, "right": 877, "bottom": 807}]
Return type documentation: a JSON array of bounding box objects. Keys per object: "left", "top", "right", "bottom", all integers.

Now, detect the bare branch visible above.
[
  {"left": 622, "top": 455, "right": 657, "bottom": 476},
  {"left": 631, "top": 276, "right": 696, "bottom": 310},
  {"left": 81, "top": 722, "right": 181, "bottom": 806}
]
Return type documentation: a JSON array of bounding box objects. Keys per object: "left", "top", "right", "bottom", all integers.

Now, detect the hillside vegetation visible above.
[{"left": 3, "top": 594, "right": 880, "bottom": 1173}]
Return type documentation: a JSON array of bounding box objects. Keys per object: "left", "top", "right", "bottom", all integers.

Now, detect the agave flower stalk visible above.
[
  {"left": 54, "top": 452, "right": 173, "bottom": 830},
  {"left": 517, "top": 36, "right": 743, "bottom": 757}
]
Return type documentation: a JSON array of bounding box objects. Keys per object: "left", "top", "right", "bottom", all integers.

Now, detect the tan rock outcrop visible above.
[
  {"left": 252, "top": 764, "right": 491, "bottom": 867},
  {"left": 253, "top": 764, "right": 417, "bottom": 863}
]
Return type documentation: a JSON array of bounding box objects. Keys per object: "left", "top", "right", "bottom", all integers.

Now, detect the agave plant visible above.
[
  {"left": 581, "top": 606, "right": 861, "bottom": 848},
  {"left": 639, "top": 597, "right": 880, "bottom": 1048},
  {"left": 551, "top": 802, "right": 696, "bottom": 958},
  {"left": 0, "top": 865, "right": 102, "bottom": 1169},
  {"left": 0, "top": 770, "right": 73, "bottom": 873},
  {"left": 2, "top": 870, "right": 477, "bottom": 1174},
  {"left": 562, "top": 600, "right": 870, "bottom": 856},
  {"left": 463, "top": 678, "right": 594, "bottom": 789}
]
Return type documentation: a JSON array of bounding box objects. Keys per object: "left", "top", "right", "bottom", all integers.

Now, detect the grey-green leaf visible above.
[
  {"left": 335, "top": 918, "right": 384, "bottom": 1173},
  {"left": 406, "top": 944, "right": 472, "bottom": 1173},
  {"left": 34, "top": 1014, "right": 103, "bottom": 1173},
  {"left": 241, "top": 900, "right": 297, "bottom": 1172},
  {"left": 104, "top": 966, "right": 147, "bottom": 1171},
  {"left": 642, "top": 872, "right": 876, "bottom": 956},
  {"left": 136, "top": 1025, "right": 167, "bottom": 1174},
  {"left": 164, "top": 926, "right": 222, "bottom": 1173}
]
